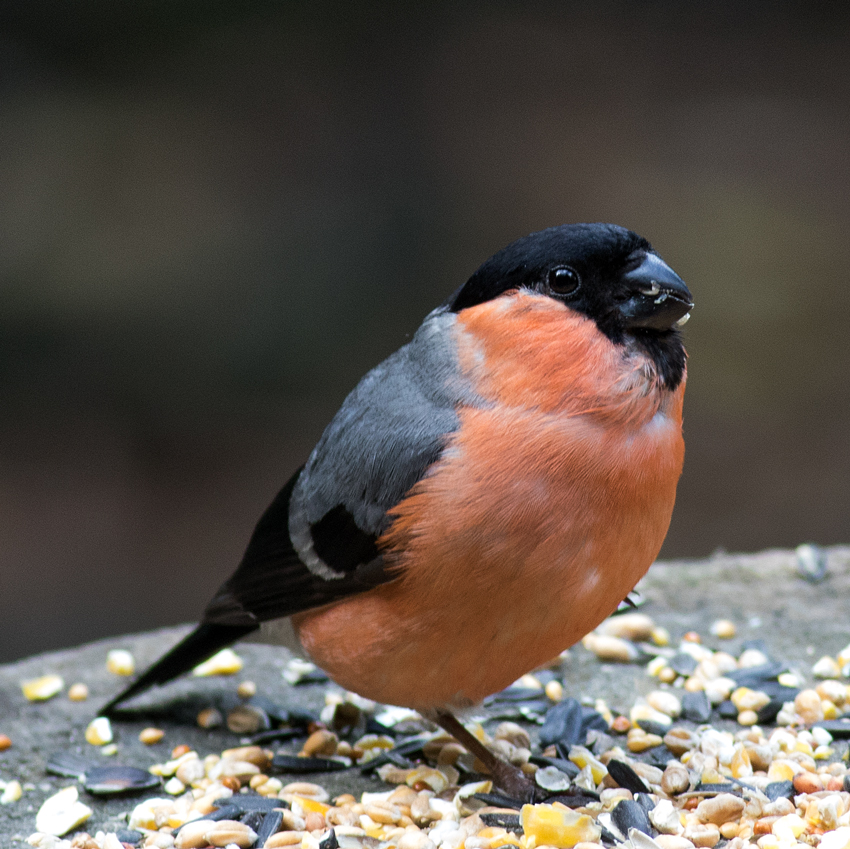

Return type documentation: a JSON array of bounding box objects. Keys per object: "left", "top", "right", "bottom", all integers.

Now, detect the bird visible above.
[{"left": 102, "top": 222, "right": 692, "bottom": 800}]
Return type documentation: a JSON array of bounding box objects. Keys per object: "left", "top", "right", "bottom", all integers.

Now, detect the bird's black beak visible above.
[{"left": 619, "top": 252, "right": 693, "bottom": 331}]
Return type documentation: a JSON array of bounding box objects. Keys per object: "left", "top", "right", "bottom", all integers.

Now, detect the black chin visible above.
[{"left": 631, "top": 329, "right": 687, "bottom": 390}]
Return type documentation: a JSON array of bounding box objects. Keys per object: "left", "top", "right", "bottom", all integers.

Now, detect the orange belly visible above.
[{"left": 294, "top": 293, "right": 685, "bottom": 709}]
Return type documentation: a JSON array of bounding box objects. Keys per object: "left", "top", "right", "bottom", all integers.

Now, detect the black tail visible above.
[{"left": 100, "top": 622, "right": 257, "bottom": 716}]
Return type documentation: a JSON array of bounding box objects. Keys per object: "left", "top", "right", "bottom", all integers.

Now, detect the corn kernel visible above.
[{"left": 521, "top": 803, "right": 601, "bottom": 848}]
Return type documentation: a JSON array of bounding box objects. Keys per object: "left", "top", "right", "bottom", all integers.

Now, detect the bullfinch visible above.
[{"left": 102, "top": 222, "right": 692, "bottom": 799}]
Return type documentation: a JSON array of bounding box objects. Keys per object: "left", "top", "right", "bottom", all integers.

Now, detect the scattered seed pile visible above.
[{"left": 7, "top": 608, "right": 850, "bottom": 849}]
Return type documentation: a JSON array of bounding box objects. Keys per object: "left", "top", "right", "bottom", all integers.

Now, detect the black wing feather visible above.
[{"left": 101, "top": 622, "right": 255, "bottom": 715}]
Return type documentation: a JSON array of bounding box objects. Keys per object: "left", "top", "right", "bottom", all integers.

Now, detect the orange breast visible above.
[{"left": 294, "top": 292, "right": 686, "bottom": 709}]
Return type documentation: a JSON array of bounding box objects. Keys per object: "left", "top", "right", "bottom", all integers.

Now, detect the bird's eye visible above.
[{"left": 547, "top": 266, "right": 581, "bottom": 296}]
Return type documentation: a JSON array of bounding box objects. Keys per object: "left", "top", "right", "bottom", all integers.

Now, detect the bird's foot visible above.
[
  {"left": 482, "top": 755, "right": 541, "bottom": 803},
  {"left": 430, "top": 709, "right": 541, "bottom": 803}
]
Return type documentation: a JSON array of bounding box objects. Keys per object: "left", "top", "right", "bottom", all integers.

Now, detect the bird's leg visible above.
[{"left": 431, "top": 708, "right": 540, "bottom": 803}]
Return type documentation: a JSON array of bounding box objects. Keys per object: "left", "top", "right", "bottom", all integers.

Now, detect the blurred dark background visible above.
[{"left": 1, "top": 1, "right": 848, "bottom": 663}]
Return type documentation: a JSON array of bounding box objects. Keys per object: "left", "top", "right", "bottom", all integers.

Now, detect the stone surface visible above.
[{"left": 0, "top": 545, "right": 848, "bottom": 843}]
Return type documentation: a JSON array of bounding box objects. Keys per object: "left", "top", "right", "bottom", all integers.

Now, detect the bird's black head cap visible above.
[{"left": 446, "top": 223, "right": 692, "bottom": 389}]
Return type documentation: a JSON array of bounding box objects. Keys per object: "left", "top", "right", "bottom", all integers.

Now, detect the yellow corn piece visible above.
[
  {"left": 521, "top": 804, "right": 602, "bottom": 849},
  {"left": 295, "top": 796, "right": 331, "bottom": 815}
]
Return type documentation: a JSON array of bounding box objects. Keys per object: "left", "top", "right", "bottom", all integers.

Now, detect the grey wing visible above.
[{"left": 204, "top": 307, "right": 484, "bottom": 626}]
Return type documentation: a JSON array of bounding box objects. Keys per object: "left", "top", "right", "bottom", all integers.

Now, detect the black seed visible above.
[
  {"left": 581, "top": 707, "right": 610, "bottom": 736},
  {"left": 756, "top": 699, "right": 785, "bottom": 724},
  {"left": 681, "top": 691, "right": 712, "bottom": 723},
  {"left": 540, "top": 698, "right": 584, "bottom": 747},
  {"left": 695, "top": 782, "right": 740, "bottom": 794},
  {"left": 83, "top": 766, "right": 160, "bottom": 796},
  {"left": 717, "top": 700, "right": 738, "bottom": 719},
  {"left": 645, "top": 747, "right": 675, "bottom": 769},
  {"left": 607, "top": 759, "right": 650, "bottom": 794},
  {"left": 293, "top": 669, "right": 331, "bottom": 685},
  {"left": 554, "top": 740, "right": 572, "bottom": 760},
  {"left": 256, "top": 810, "right": 284, "bottom": 847},
  {"left": 480, "top": 813, "right": 523, "bottom": 833},
  {"left": 611, "top": 799, "right": 652, "bottom": 836},
  {"left": 669, "top": 653, "right": 698, "bottom": 676},
  {"left": 485, "top": 687, "right": 550, "bottom": 705},
  {"left": 319, "top": 828, "right": 340, "bottom": 849},
  {"left": 215, "top": 796, "right": 289, "bottom": 812},
  {"left": 360, "top": 750, "right": 414, "bottom": 773},
  {"left": 474, "top": 791, "right": 524, "bottom": 810},
  {"left": 358, "top": 735, "right": 429, "bottom": 773},
  {"left": 287, "top": 708, "right": 321, "bottom": 727},
  {"left": 765, "top": 781, "right": 795, "bottom": 801},
  {"left": 545, "top": 791, "right": 601, "bottom": 807},
  {"left": 365, "top": 717, "right": 394, "bottom": 736},
  {"left": 207, "top": 804, "right": 242, "bottom": 822},
  {"left": 634, "top": 793, "right": 656, "bottom": 815},
  {"left": 539, "top": 698, "right": 584, "bottom": 748},
  {"left": 249, "top": 728, "right": 303, "bottom": 746},
  {"left": 271, "top": 754, "right": 350, "bottom": 773},
  {"left": 747, "top": 681, "right": 799, "bottom": 700},
  {"left": 483, "top": 707, "right": 530, "bottom": 722},
  {"left": 171, "top": 804, "right": 241, "bottom": 835},
  {"left": 633, "top": 719, "right": 669, "bottom": 737},
  {"left": 599, "top": 824, "right": 621, "bottom": 845},
  {"left": 726, "top": 662, "right": 787, "bottom": 686},
  {"left": 115, "top": 829, "right": 144, "bottom": 845},
  {"left": 242, "top": 810, "right": 266, "bottom": 833}
]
